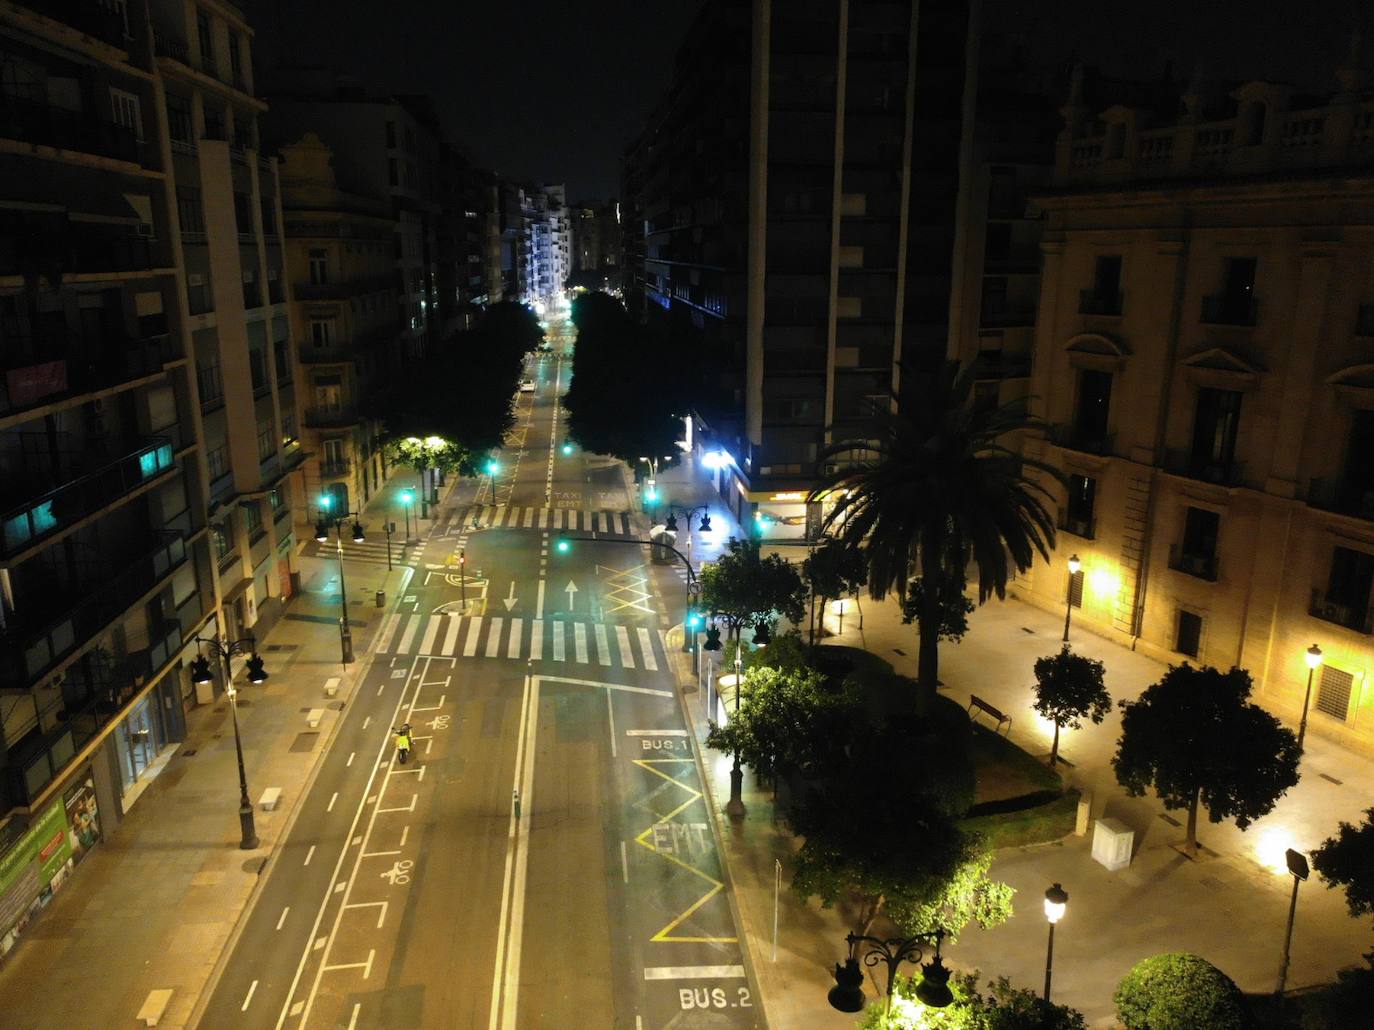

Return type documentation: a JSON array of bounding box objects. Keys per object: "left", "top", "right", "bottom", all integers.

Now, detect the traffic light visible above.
[
  {"left": 318, "top": 493, "right": 333, "bottom": 511},
  {"left": 190, "top": 655, "right": 213, "bottom": 685},
  {"left": 485, "top": 459, "right": 500, "bottom": 476},
  {"left": 245, "top": 652, "right": 268, "bottom": 684},
  {"left": 399, "top": 489, "right": 414, "bottom": 506},
  {"left": 561, "top": 442, "right": 574, "bottom": 456},
  {"left": 555, "top": 538, "right": 570, "bottom": 554},
  {"left": 686, "top": 609, "right": 704, "bottom": 631},
  {"left": 644, "top": 485, "right": 658, "bottom": 503},
  {"left": 459, "top": 550, "right": 466, "bottom": 566},
  {"left": 703, "top": 624, "right": 722, "bottom": 651}
]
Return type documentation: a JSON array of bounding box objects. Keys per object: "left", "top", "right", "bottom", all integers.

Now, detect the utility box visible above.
[{"left": 1092, "top": 817, "right": 1134, "bottom": 871}]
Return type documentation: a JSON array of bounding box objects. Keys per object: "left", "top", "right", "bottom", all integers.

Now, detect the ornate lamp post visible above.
[
  {"left": 315, "top": 498, "right": 364, "bottom": 663},
  {"left": 828, "top": 930, "right": 953, "bottom": 1016},
  {"left": 1297, "top": 643, "right": 1322, "bottom": 750},
  {"left": 1043, "top": 882, "right": 1068, "bottom": 1001},
  {"left": 190, "top": 636, "right": 267, "bottom": 849},
  {"left": 1062, "top": 554, "right": 1081, "bottom": 643},
  {"left": 725, "top": 645, "right": 746, "bottom": 819}
]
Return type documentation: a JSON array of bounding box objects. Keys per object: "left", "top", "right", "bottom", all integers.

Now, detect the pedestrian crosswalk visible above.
[
  {"left": 306, "top": 536, "right": 422, "bottom": 569},
  {"left": 376, "top": 612, "right": 669, "bottom": 671},
  {"left": 452, "top": 505, "right": 641, "bottom": 538}
]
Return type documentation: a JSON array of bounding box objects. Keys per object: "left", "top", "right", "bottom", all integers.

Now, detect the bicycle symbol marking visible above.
[
  {"left": 427, "top": 714, "right": 451, "bottom": 730},
  {"left": 381, "top": 859, "right": 415, "bottom": 885}
]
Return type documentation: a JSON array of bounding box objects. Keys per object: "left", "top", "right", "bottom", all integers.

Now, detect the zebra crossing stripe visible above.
[
  {"left": 419, "top": 616, "right": 441, "bottom": 655},
  {"left": 592, "top": 512, "right": 602, "bottom": 533},
  {"left": 463, "top": 616, "right": 482, "bottom": 657},
  {"left": 594, "top": 623, "right": 611, "bottom": 666},
  {"left": 538, "top": 508, "right": 549, "bottom": 529},
  {"left": 508, "top": 618, "right": 523, "bottom": 659},
  {"left": 530, "top": 619, "right": 543, "bottom": 661},
  {"left": 552, "top": 621, "right": 565, "bottom": 661},
  {"left": 615, "top": 625, "right": 635, "bottom": 669},
  {"left": 495, "top": 504, "right": 507, "bottom": 526},
  {"left": 443, "top": 614, "right": 462, "bottom": 655},
  {"left": 574, "top": 623, "right": 588, "bottom": 663},
  {"left": 397, "top": 615, "right": 419, "bottom": 654},
  {"left": 376, "top": 613, "right": 402, "bottom": 653},
  {"left": 522, "top": 507, "right": 535, "bottom": 528},
  {"left": 486, "top": 617, "right": 503, "bottom": 658},
  {"left": 637, "top": 628, "right": 658, "bottom": 671}
]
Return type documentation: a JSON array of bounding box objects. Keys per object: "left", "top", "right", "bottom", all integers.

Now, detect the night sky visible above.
[{"left": 243, "top": 0, "right": 1374, "bottom": 201}]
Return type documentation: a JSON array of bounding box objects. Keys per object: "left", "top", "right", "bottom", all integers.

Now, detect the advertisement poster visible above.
[
  {"left": 0, "top": 793, "right": 73, "bottom": 952},
  {"left": 62, "top": 775, "right": 101, "bottom": 867}
]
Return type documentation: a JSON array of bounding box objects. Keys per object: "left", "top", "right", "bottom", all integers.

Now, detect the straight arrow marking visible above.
[
  {"left": 564, "top": 579, "right": 578, "bottom": 610},
  {"left": 503, "top": 581, "right": 518, "bottom": 611}
]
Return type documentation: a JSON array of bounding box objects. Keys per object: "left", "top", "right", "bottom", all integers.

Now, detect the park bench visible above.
[
  {"left": 137, "top": 988, "right": 172, "bottom": 1026},
  {"left": 258, "top": 787, "right": 282, "bottom": 811},
  {"left": 306, "top": 708, "right": 324, "bottom": 728},
  {"left": 967, "top": 694, "right": 1012, "bottom": 736},
  {"left": 323, "top": 677, "right": 340, "bottom": 698}
]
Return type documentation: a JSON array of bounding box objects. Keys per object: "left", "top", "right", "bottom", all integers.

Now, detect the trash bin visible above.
[{"left": 375, "top": 590, "right": 385, "bottom": 608}]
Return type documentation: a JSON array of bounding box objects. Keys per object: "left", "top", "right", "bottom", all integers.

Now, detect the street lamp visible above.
[
  {"left": 1297, "top": 643, "right": 1322, "bottom": 750},
  {"left": 828, "top": 930, "right": 952, "bottom": 1016},
  {"left": 726, "top": 645, "right": 746, "bottom": 819},
  {"left": 1275, "top": 848, "right": 1309, "bottom": 995},
  {"left": 315, "top": 499, "right": 364, "bottom": 664},
  {"left": 1062, "top": 554, "right": 1081, "bottom": 643},
  {"left": 190, "top": 636, "right": 267, "bottom": 850},
  {"left": 1043, "top": 882, "right": 1068, "bottom": 1001},
  {"left": 399, "top": 488, "right": 416, "bottom": 543}
]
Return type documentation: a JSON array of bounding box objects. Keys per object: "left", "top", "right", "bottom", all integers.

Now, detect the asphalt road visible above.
[{"left": 200, "top": 321, "right": 762, "bottom": 1029}]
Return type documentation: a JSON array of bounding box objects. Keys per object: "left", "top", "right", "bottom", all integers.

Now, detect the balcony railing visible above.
[
  {"left": 1163, "top": 449, "right": 1244, "bottom": 487},
  {"left": 0, "top": 95, "right": 141, "bottom": 164},
  {"left": 293, "top": 277, "right": 396, "bottom": 301},
  {"left": 0, "top": 220, "right": 157, "bottom": 278},
  {"left": 23, "top": 1, "right": 129, "bottom": 47},
  {"left": 1200, "top": 293, "right": 1258, "bottom": 326},
  {"left": 0, "top": 530, "right": 188, "bottom": 691},
  {"left": 321, "top": 459, "right": 352, "bottom": 478},
  {"left": 1309, "top": 588, "right": 1374, "bottom": 635},
  {"left": 1078, "top": 289, "right": 1124, "bottom": 316},
  {"left": 303, "top": 405, "right": 358, "bottom": 429},
  {"left": 1050, "top": 423, "right": 1114, "bottom": 456},
  {"left": 1058, "top": 514, "right": 1095, "bottom": 540},
  {"left": 152, "top": 26, "right": 188, "bottom": 63},
  {"left": 1307, "top": 477, "right": 1374, "bottom": 521},
  {"left": 1, "top": 433, "right": 177, "bottom": 559},
  {"left": 0, "top": 335, "right": 171, "bottom": 418},
  {"left": 1169, "top": 546, "right": 1219, "bottom": 581}
]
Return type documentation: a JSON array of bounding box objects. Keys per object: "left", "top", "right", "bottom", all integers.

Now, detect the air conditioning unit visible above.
[{"left": 188, "top": 273, "right": 205, "bottom": 286}]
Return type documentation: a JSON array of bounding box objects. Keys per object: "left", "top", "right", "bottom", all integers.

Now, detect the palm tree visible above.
[{"left": 812, "top": 360, "right": 1061, "bottom": 710}]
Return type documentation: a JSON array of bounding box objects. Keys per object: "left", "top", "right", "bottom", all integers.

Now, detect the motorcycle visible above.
[{"left": 394, "top": 723, "right": 412, "bottom": 765}]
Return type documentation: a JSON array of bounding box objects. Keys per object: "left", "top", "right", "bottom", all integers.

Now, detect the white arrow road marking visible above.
[
  {"left": 503, "top": 581, "right": 518, "bottom": 611},
  {"left": 564, "top": 579, "right": 578, "bottom": 610}
]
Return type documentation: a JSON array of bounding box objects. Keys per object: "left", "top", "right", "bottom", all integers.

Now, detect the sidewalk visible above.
[
  {"left": 0, "top": 479, "right": 437, "bottom": 1029},
  {"left": 677, "top": 581, "right": 1374, "bottom": 1027}
]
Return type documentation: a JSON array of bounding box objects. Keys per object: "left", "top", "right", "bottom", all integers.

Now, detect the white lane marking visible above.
[
  {"left": 643, "top": 966, "right": 746, "bottom": 980},
  {"left": 347, "top": 751, "right": 355, "bottom": 767},
  {"left": 362, "top": 716, "right": 370, "bottom": 730},
  {"left": 486, "top": 616, "right": 504, "bottom": 658},
  {"left": 538, "top": 675, "right": 674, "bottom": 698},
  {"left": 529, "top": 619, "right": 543, "bottom": 661},
  {"left": 535, "top": 579, "right": 545, "bottom": 619},
  {"left": 442, "top": 614, "right": 462, "bottom": 656},
  {"left": 552, "top": 621, "right": 565, "bottom": 662},
  {"left": 327, "top": 792, "right": 338, "bottom": 813},
  {"left": 400, "top": 825, "right": 410, "bottom": 848},
  {"left": 615, "top": 625, "right": 635, "bottom": 669},
  {"left": 508, "top": 618, "right": 523, "bottom": 659},
  {"left": 463, "top": 616, "right": 483, "bottom": 657},
  {"left": 607, "top": 686, "right": 616, "bottom": 758},
  {"left": 625, "top": 729, "right": 689, "bottom": 736},
  {"left": 637, "top": 627, "right": 658, "bottom": 671},
  {"left": 303, "top": 845, "right": 316, "bottom": 867},
  {"left": 500, "top": 677, "right": 539, "bottom": 1030},
  {"left": 347, "top": 1003, "right": 361, "bottom": 1030},
  {"left": 322, "top": 949, "right": 375, "bottom": 979},
  {"left": 594, "top": 623, "right": 611, "bottom": 666},
  {"left": 344, "top": 900, "right": 388, "bottom": 928},
  {"left": 375, "top": 612, "right": 401, "bottom": 653},
  {"left": 419, "top": 615, "right": 441, "bottom": 655},
  {"left": 620, "top": 840, "right": 629, "bottom": 883},
  {"left": 490, "top": 672, "right": 534, "bottom": 1030},
  {"left": 242, "top": 979, "right": 259, "bottom": 1011},
  {"left": 276, "top": 906, "right": 290, "bottom": 930},
  {"left": 574, "top": 622, "right": 588, "bottom": 664}
]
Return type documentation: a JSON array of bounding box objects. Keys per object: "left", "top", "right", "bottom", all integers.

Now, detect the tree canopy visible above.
[
  {"left": 814, "top": 361, "right": 1060, "bottom": 709},
  {"left": 1312, "top": 808, "right": 1374, "bottom": 919},
  {"left": 1113, "top": 953, "right": 1249, "bottom": 1030},
  {"left": 802, "top": 539, "right": 867, "bottom": 641},
  {"left": 1113, "top": 664, "right": 1300, "bottom": 855},
  {"left": 1032, "top": 648, "right": 1110, "bottom": 766},
  {"left": 698, "top": 537, "right": 806, "bottom": 638},
  {"left": 863, "top": 972, "right": 1087, "bottom": 1030}
]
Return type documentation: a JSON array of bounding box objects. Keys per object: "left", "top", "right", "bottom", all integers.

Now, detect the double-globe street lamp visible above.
[
  {"left": 828, "top": 929, "right": 954, "bottom": 1017},
  {"left": 190, "top": 636, "right": 267, "bottom": 850},
  {"left": 315, "top": 498, "right": 364, "bottom": 664},
  {"left": 1297, "top": 643, "right": 1323, "bottom": 750}
]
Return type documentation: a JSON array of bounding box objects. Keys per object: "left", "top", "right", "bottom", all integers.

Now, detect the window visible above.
[
  {"left": 196, "top": 9, "right": 214, "bottom": 65},
  {"left": 313, "top": 374, "right": 342, "bottom": 411},
  {"left": 233, "top": 192, "right": 253, "bottom": 235},
  {"left": 109, "top": 88, "right": 142, "bottom": 138},
  {"left": 1073, "top": 370, "right": 1112, "bottom": 446},
  {"left": 1325, "top": 546, "right": 1374, "bottom": 626},
  {"left": 205, "top": 444, "right": 227, "bottom": 480},
  {"left": 249, "top": 348, "right": 267, "bottom": 391},
  {"left": 1094, "top": 255, "right": 1121, "bottom": 296},
  {"left": 1223, "top": 257, "right": 1256, "bottom": 300},
  {"left": 177, "top": 186, "right": 205, "bottom": 234},
  {"left": 260, "top": 197, "right": 276, "bottom": 236},
  {"left": 386, "top": 121, "right": 396, "bottom": 148},
  {"left": 256, "top": 418, "right": 275, "bottom": 461},
  {"left": 1107, "top": 122, "right": 1126, "bottom": 160},
  {"left": 309, "top": 249, "right": 329, "bottom": 285},
  {"left": 388, "top": 158, "right": 398, "bottom": 187},
  {"left": 242, "top": 500, "right": 263, "bottom": 539},
  {"left": 323, "top": 438, "right": 346, "bottom": 470},
  {"left": 202, "top": 104, "right": 225, "bottom": 141},
  {"left": 1315, "top": 665, "right": 1355, "bottom": 721},
  {"left": 1340, "top": 410, "right": 1374, "bottom": 510},
  {"left": 1181, "top": 507, "right": 1219, "bottom": 560},
  {"left": 310, "top": 320, "right": 333, "bottom": 349},
  {"left": 196, "top": 358, "right": 222, "bottom": 405},
  {"left": 1063, "top": 474, "right": 1096, "bottom": 537},
  {"left": 281, "top": 412, "right": 297, "bottom": 444},
  {"left": 165, "top": 93, "right": 193, "bottom": 143},
  {"left": 211, "top": 516, "right": 232, "bottom": 559},
  {"left": 1190, "top": 388, "right": 1242, "bottom": 470},
  {"left": 1067, "top": 570, "right": 1084, "bottom": 609},
  {"left": 228, "top": 34, "right": 242, "bottom": 82},
  {"left": 1176, "top": 610, "right": 1202, "bottom": 658},
  {"left": 1242, "top": 102, "right": 1266, "bottom": 146},
  {"left": 268, "top": 488, "right": 283, "bottom": 513}
]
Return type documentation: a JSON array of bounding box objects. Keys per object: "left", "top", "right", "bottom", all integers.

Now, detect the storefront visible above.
[{"left": 110, "top": 679, "right": 183, "bottom": 808}]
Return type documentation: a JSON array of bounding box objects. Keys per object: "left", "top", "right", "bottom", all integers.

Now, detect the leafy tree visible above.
[
  {"left": 884, "top": 842, "right": 1014, "bottom": 945},
  {"left": 802, "top": 539, "right": 867, "bottom": 642},
  {"left": 861, "top": 971, "right": 1086, "bottom": 1030},
  {"left": 387, "top": 437, "right": 481, "bottom": 478},
  {"left": 698, "top": 538, "right": 806, "bottom": 640},
  {"left": 1113, "top": 953, "right": 1249, "bottom": 1030},
  {"left": 1032, "top": 648, "right": 1110, "bottom": 766},
  {"left": 815, "top": 361, "right": 1060, "bottom": 712},
  {"left": 1113, "top": 664, "right": 1300, "bottom": 856},
  {"left": 901, "top": 576, "right": 976, "bottom": 646},
  {"left": 1312, "top": 808, "right": 1374, "bottom": 919}
]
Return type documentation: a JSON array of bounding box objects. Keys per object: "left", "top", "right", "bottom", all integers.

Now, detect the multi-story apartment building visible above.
[
  {"left": 570, "top": 199, "right": 622, "bottom": 290},
  {"left": 623, "top": 0, "right": 976, "bottom": 534},
  {"left": 519, "top": 182, "right": 570, "bottom": 309},
  {"left": 277, "top": 132, "right": 398, "bottom": 520},
  {"left": 0, "top": 0, "right": 299, "bottom": 951},
  {"left": 1017, "top": 67, "right": 1374, "bottom": 753}
]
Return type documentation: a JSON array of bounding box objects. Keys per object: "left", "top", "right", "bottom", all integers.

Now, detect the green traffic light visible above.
[
  {"left": 645, "top": 487, "right": 658, "bottom": 502},
  {"left": 399, "top": 489, "right": 414, "bottom": 505},
  {"left": 561, "top": 443, "right": 573, "bottom": 456},
  {"left": 486, "top": 460, "right": 500, "bottom": 475},
  {"left": 556, "top": 539, "right": 570, "bottom": 553},
  {"left": 319, "top": 493, "right": 333, "bottom": 510}
]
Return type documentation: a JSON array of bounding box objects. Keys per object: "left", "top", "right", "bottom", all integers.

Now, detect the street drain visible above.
[
  {"left": 1021, "top": 627, "right": 1035, "bottom": 634},
  {"left": 182, "top": 749, "right": 198, "bottom": 757},
  {"left": 1158, "top": 813, "right": 1181, "bottom": 826},
  {"left": 1320, "top": 773, "right": 1343, "bottom": 785},
  {"left": 892, "top": 648, "right": 906, "bottom": 656}
]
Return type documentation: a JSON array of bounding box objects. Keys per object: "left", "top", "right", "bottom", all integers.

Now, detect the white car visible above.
[{"left": 519, "top": 379, "right": 536, "bottom": 393}]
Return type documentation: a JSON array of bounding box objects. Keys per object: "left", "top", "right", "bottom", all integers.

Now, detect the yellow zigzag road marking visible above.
[{"left": 632, "top": 759, "right": 736, "bottom": 944}]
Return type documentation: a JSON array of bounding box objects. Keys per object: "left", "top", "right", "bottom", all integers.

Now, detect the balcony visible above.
[
  {"left": 1163, "top": 449, "right": 1244, "bottom": 487},
  {"left": 0, "top": 530, "right": 188, "bottom": 691},
  {"left": 0, "top": 95, "right": 141, "bottom": 164},
  {"left": 1078, "top": 289, "right": 1123, "bottom": 316},
  {"left": 1309, "top": 588, "right": 1374, "bottom": 635},
  {"left": 152, "top": 26, "right": 188, "bottom": 63},
  {"left": 0, "top": 334, "right": 171, "bottom": 418},
  {"left": 1058, "top": 514, "right": 1095, "bottom": 540},
  {"left": 303, "top": 404, "right": 358, "bottom": 429},
  {"left": 0, "top": 218, "right": 157, "bottom": 278},
  {"left": 1307, "top": 477, "right": 1374, "bottom": 521},
  {"left": 1051, "top": 423, "right": 1114, "bottom": 457},
  {"left": 973, "top": 351, "right": 1032, "bottom": 380},
  {"left": 1169, "top": 546, "right": 1219, "bottom": 581},
  {"left": 21, "top": 0, "right": 129, "bottom": 48},
  {"left": 1, "top": 433, "right": 178, "bottom": 559},
  {"left": 294, "top": 277, "right": 396, "bottom": 301},
  {"left": 979, "top": 303, "right": 1037, "bottom": 329},
  {"left": 321, "top": 459, "right": 352, "bottom": 478},
  {"left": 1200, "top": 293, "right": 1258, "bottom": 326}
]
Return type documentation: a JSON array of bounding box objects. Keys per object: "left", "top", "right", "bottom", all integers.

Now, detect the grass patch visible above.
[
  {"left": 970, "top": 723, "right": 1061, "bottom": 801},
  {"left": 961, "top": 789, "right": 1080, "bottom": 849}
]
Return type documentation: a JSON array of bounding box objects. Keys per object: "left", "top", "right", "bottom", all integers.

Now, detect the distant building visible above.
[
  {"left": 570, "top": 200, "right": 622, "bottom": 290},
  {"left": 623, "top": 0, "right": 978, "bottom": 533},
  {"left": 518, "top": 183, "right": 570, "bottom": 309},
  {"left": 1017, "top": 60, "right": 1374, "bottom": 753}
]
